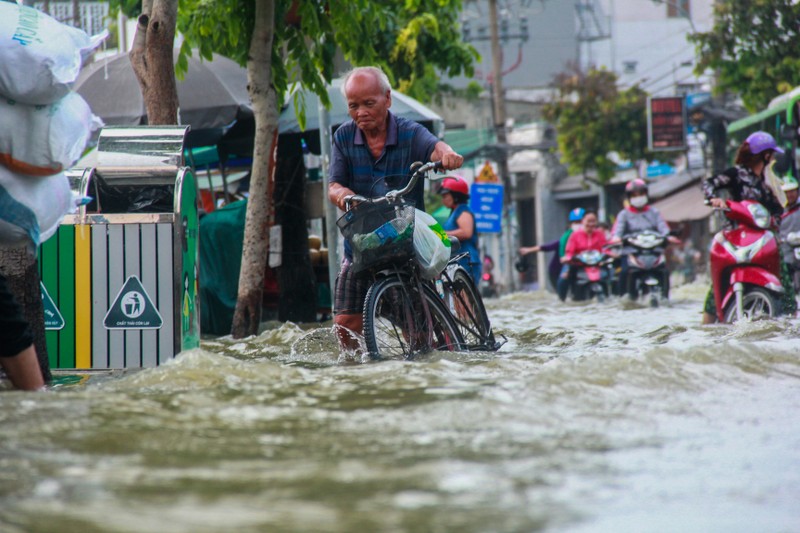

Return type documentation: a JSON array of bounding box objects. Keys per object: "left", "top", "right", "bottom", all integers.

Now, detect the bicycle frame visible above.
[{"left": 345, "top": 161, "right": 465, "bottom": 358}]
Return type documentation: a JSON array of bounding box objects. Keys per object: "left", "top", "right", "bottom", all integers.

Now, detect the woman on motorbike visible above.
[
  {"left": 439, "top": 175, "right": 481, "bottom": 285},
  {"left": 558, "top": 210, "right": 608, "bottom": 301},
  {"left": 609, "top": 179, "right": 674, "bottom": 299},
  {"left": 779, "top": 176, "right": 800, "bottom": 293},
  {"left": 701, "top": 130, "right": 795, "bottom": 323}
]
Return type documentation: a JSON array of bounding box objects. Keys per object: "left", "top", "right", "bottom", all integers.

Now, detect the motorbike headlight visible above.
[
  {"left": 747, "top": 203, "right": 771, "bottom": 229},
  {"left": 787, "top": 231, "right": 800, "bottom": 247}
]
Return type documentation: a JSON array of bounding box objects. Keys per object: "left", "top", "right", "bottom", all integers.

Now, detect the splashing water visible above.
[{"left": 1, "top": 280, "right": 798, "bottom": 532}]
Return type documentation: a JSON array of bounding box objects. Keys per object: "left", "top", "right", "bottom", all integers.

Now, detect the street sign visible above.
[
  {"left": 647, "top": 96, "right": 687, "bottom": 151},
  {"left": 476, "top": 161, "right": 500, "bottom": 183},
  {"left": 470, "top": 183, "right": 504, "bottom": 233},
  {"left": 40, "top": 282, "right": 64, "bottom": 330},
  {"left": 104, "top": 275, "right": 163, "bottom": 330}
]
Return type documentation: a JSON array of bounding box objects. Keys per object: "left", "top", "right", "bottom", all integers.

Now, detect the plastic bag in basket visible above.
[{"left": 413, "top": 209, "right": 451, "bottom": 279}]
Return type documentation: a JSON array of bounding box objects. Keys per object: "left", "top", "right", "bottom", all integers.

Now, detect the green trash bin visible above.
[{"left": 39, "top": 126, "right": 200, "bottom": 370}]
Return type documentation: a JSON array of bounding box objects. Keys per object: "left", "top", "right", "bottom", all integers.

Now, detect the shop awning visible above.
[{"left": 652, "top": 184, "right": 710, "bottom": 222}]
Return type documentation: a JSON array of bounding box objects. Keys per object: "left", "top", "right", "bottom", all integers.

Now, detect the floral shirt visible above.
[{"left": 702, "top": 165, "right": 783, "bottom": 216}]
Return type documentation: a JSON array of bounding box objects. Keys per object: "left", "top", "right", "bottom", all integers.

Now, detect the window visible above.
[{"left": 667, "top": 0, "right": 690, "bottom": 18}]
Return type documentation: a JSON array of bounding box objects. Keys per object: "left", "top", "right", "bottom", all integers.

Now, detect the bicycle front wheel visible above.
[
  {"left": 443, "top": 267, "right": 495, "bottom": 350},
  {"left": 363, "top": 276, "right": 462, "bottom": 360}
]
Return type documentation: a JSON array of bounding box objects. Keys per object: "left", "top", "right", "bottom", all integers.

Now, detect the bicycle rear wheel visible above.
[
  {"left": 443, "top": 266, "right": 495, "bottom": 350},
  {"left": 363, "top": 276, "right": 462, "bottom": 360}
]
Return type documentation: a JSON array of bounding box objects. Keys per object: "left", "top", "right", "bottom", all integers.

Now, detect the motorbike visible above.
[
  {"left": 709, "top": 199, "right": 784, "bottom": 322},
  {"left": 785, "top": 230, "right": 800, "bottom": 293},
  {"left": 623, "top": 230, "right": 669, "bottom": 308},
  {"left": 480, "top": 255, "right": 498, "bottom": 298},
  {"left": 569, "top": 249, "right": 615, "bottom": 302}
]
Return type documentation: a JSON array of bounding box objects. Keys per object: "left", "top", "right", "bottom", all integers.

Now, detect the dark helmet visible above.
[
  {"left": 439, "top": 175, "right": 470, "bottom": 196},
  {"left": 625, "top": 178, "right": 648, "bottom": 197}
]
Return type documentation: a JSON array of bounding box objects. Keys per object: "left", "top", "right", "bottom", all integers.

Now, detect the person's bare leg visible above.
[
  {"left": 1, "top": 345, "right": 45, "bottom": 391},
  {"left": 334, "top": 313, "right": 363, "bottom": 351},
  {"left": 701, "top": 312, "right": 717, "bottom": 325}
]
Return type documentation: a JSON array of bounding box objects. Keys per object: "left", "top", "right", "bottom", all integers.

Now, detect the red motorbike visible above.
[
  {"left": 569, "top": 249, "right": 615, "bottom": 302},
  {"left": 709, "top": 199, "right": 784, "bottom": 322}
]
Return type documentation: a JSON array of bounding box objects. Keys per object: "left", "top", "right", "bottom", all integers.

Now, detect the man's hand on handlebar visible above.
[{"left": 437, "top": 151, "right": 464, "bottom": 170}]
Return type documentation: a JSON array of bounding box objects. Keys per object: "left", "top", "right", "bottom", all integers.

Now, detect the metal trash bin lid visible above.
[{"left": 92, "top": 126, "right": 190, "bottom": 185}]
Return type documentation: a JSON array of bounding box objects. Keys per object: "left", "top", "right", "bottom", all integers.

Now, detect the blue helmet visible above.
[{"left": 568, "top": 207, "right": 586, "bottom": 222}]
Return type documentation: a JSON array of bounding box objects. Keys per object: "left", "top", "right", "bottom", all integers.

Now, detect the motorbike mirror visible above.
[
  {"left": 779, "top": 123, "right": 798, "bottom": 142},
  {"left": 772, "top": 151, "right": 792, "bottom": 175}
]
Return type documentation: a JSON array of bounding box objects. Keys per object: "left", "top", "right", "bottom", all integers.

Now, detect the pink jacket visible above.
[{"left": 563, "top": 229, "right": 608, "bottom": 261}]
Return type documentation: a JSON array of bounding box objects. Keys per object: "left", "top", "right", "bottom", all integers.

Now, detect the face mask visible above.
[
  {"left": 571, "top": 222, "right": 582, "bottom": 230},
  {"left": 630, "top": 196, "right": 648, "bottom": 209}
]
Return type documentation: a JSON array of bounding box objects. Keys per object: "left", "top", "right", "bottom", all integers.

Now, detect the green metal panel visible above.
[
  {"left": 177, "top": 169, "right": 200, "bottom": 351},
  {"left": 58, "top": 227, "right": 76, "bottom": 368},
  {"left": 40, "top": 230, "right": 59, "bottom": 368}
]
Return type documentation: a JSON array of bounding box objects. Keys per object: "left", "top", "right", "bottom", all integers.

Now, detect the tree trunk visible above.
[
  {"left": 231, "top": 0, "right": 278, "bottom": 338},
  {"left": 275, "top": 138, "right": 317, "bottom": 323},
  {"left": 0, "top": 244, "right": 51, "bottom": 383},
  {"left": 129, "top": 0, "right": 179, "bottom": 125}
]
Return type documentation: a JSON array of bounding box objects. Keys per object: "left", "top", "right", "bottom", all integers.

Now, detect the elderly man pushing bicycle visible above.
[{"left": 328, "top": 66, "right": 464, "bottom": 352}]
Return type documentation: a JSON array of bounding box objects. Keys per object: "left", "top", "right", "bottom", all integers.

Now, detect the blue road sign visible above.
[{"left": 469, "top": 183, "right": 504, "bottom": 233}]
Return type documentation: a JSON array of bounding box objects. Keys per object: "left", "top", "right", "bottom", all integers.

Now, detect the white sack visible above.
[
  {"left": 0, "top": 3, "right": 106, "bottom": 104},
  {"left": 0, "top": 166, "right": 72, "bottom": 246},
  {"left": 0, "top": 93, "right": 102, "bottom": 176}
]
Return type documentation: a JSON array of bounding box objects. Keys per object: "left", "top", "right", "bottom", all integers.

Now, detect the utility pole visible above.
[{"left": 488, "top": 0, "right": 516, "bottom": 292}]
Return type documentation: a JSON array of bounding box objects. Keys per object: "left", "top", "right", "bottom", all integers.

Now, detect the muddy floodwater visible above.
[{"left": 1, "top": 281, "right": 799, "bottom": 533}]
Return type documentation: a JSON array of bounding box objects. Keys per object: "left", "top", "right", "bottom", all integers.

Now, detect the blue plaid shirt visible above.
[
  {"left": 330, "top": 112, "right": 438, "bottom": 259},
  {"left": 330, "top": 112, "right": 438, "bottom": 209}
]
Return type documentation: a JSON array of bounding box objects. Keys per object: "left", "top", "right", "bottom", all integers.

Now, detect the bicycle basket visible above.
[{"left": 337, "top": 202, "right": 416, "bottom": 274}]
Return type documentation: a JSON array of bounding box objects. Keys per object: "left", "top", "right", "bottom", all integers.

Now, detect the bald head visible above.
[{"left": 341, "top": 67, "right": 391, "bottom": 97}]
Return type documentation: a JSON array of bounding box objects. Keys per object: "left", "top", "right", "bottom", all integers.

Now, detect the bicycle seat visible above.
[{"left": 449, "top": 236, "right": 461, "bottom": 256}]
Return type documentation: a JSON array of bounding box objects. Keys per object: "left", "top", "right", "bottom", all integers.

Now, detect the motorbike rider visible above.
[
  {"left": 558, "top": 210, "right": 608, "bottom": 301},
  {"left": 439, "top": 175, "right": 481, "bottom": 285},
  {"left": 701, "top": 130, "right": 796, "bottom": 323},
  {"left": 609, "top": 178, "right": 674, "bottom": 299},
  {"left": 779, "top": 176, "right": 800, "bottom": 290},
  {"left": 518, "top": 207, "right": 585, "bottom": 291}
]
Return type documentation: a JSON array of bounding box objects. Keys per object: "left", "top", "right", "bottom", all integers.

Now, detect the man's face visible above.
[
  {"left": 345, "top": 72, "right": 391, "bottom": 133},
  {"left": 787, "top": 188, "right": 799, "bottom": 205}
]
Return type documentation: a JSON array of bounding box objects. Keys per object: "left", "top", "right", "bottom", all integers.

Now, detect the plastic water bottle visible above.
[{"left": 355, "top": 218, "right": 411, "bottom": 250}]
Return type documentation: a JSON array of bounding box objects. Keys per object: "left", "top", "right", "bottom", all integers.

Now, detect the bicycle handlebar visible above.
[{"left": 344, "top": 161, "right": 443, "bottom": 210}]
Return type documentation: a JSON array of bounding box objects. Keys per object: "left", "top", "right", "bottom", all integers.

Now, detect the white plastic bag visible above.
[
  {"left": 413, "top": 209, "right": 451, "bottom": 279},
  {"left": 0, "top": 3, "right": 107, "bottom": 104},
  {"left": 0, "top": 165, "right": 72, "bottom": 246},
  {"left": 0, "top": 93, "right": 103, "bottom": 176}
]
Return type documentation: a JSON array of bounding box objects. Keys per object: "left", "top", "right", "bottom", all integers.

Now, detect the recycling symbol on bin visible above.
[{"left": 104, "top": 276, "right": 163, "bottom": 330}]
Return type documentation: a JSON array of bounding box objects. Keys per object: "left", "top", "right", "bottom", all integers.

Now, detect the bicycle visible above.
[
  {"left": 437, "top": 256, "right": 503, "bottom": 351},
  {"left": 339, "top": 161, "right": 463, "bottom": 359}
]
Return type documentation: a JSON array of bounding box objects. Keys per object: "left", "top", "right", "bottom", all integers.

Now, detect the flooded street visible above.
[{"left": 1, "top": 281, "right": 799, "bottom": 532}]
